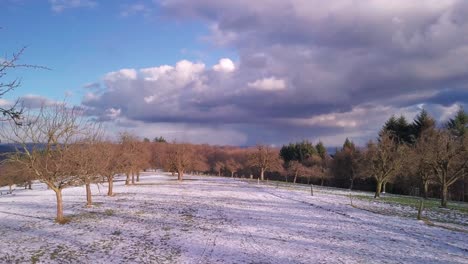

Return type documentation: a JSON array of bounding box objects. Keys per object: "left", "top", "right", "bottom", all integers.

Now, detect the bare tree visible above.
[
  {"left": 420, "top": 130, "right": 468, "bottom": 207},
  {"left": 303, "top": 154, "right": 331, "bottom": 186},
  {"left": 248, "top": 144, "right": 282, "bottom": 181},
  {"left": 287, "top": 160, "right": 307, "bottom": 184},
  {"left": 0, "top": 160, "right": 30, "bottom": 193},
  {"left": 167, "top": 143, "right": 195, "bottom": 181},
  {"left": 65, "top": 136, "right": 102, "bottom": 207},
  {"left": 225, "top": 158, "right": 241, "bottom": 177},
  {"left": 361, "top": 131, "right": 406, "bottom": 198},
  {"left": 98, "top": 141, "right": 125, "bottom": 196},
  {"left": 191, "top": 146, "right": 209, "bottom": 174},
  {"left": 119, "top": 133, "right": 142, "bottom": 185},
  {"left": 407, "top": 135, "right": 435, "bottom": 199},
  {"left": 1, "top": 104, "right": 89, "bottom": 222},
  {"left": 214, "top": 161, "right": 224, "bottom": 176},
  {"left": 0, "top": 44, "right": 48, "bottom": 124}
]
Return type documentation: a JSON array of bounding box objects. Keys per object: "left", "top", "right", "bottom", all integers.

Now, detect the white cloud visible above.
[
  {"left": 247, "top": 77, "right": 286, "bottom": 91},
  {"left": 49, "top": 0, "right": 97, "bottom": 13},
  {"left": 140, "top": 65, "right": 174, "bottom": 81},
  {"left": 83, "top": 92, "right": 100, "bottom": 103},
  {"left": 120, "top": 3, "right": 151, "bottom": 17},
  {"left": 104, "top": 69, "right": 138, "bottom": 82},
  {"left": 436, "top": 103, "right": 461, "bottom": 122},
  {"left": 144, "top": 95, "right": 156, "bottom": 103},
  {"left": 0, "top": 99, "right": 13, "bottom": 108},
  {"left": 105, "top": 108, "right": 121, "bottom": 120},
  {"left": 212, "top": 58, "right": 236, "bottom": 73}
]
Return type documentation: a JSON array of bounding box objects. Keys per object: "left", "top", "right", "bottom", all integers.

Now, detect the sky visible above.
[{"left": 1, "top": 0, "right": 467, "bottom": 147}]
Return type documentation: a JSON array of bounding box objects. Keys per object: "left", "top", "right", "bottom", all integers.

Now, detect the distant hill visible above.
[{"left": 0, "top": 144, "right": 17, "bottom": 154}]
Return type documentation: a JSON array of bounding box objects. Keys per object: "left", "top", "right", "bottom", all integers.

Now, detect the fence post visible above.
[{"left": 417, "top": 199, "right": 424, "bottom": 220}]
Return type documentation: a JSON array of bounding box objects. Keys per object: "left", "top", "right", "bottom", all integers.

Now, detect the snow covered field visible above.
[{"left": 1, "top": 173, "right": 467, "bottom": 264}]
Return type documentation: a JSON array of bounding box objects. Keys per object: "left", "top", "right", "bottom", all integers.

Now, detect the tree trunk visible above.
[
  {"left": 231, "top": 171, "right": 234, "bottom": 177},
  {"left": 125, "top": 173, "right": 130, "bottom": 185},
  {"left": 293, "top": 171, "right": 298, "bottom": 184},
  {"left": 86, "top": 183, "right": 92, "bottom": 207},
  {"left": 349, "top": 178, "right": 354, "bottom": 190},
  {"left": 131, "top": 172, "right": 135, "bottom": 184},
  {"left": 136, "top": 171, "right": 140, "bottom": 182},
  {"left": 107, "top": 175, "right": 114, "bottom": 196},
  {"left": 423, "top": 180, "right": 429, "bottom": 199},
  {"left": 55, "top": 189, "right": 64, "bottom": 223},
  {"left": 374, "top": 180, "right": 382, "bottom": 198},
  {"left": 218, "top": 170, "right": 221, "bottom": 176},
  {"left": 260, "top": 168, "right": 265, "bottom": 181},
  {"left": 441, "top": 183, "right": 448, "bottom": 208},
  {"left": 8, "top": 184, "right": 12, "bottom": 193},
  {"left": 320, "top": 177, "right": 324, "bottom": 186},
  {"left": 382, "top": 181, "right": 387, "bottom": 194},
  {"left": 171, "top": 171, "right": 175, "bottom": 176},
  {"left": 28, "top": 181, "right": 32, "bottom": 189},
  {"left": 178, "top": 170, "right": 183, "bottom": 181}
]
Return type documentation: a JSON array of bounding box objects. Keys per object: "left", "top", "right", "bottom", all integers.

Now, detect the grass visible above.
[
  {"left": 257, "top": 179, "right": 468, "bottom": 226},
  {"left": 353, "top": 194, "right": 468, "bottom": 213},
  {"left": 31, "top": 249, "right": 46, "bottom": 264},
  {"left": 104, "top": 209, "right": 115, "bottom": 216}
]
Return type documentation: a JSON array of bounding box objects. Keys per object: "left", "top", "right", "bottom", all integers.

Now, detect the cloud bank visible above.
[{"left": 82, "top": 0, "right": 468, "bottom": 146}]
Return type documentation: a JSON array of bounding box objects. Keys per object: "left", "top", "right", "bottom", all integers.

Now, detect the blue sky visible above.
[
  {"left": 1, "top": 0, "right": 234, "bottom": 104},
  {"left": 1, "top": 0, "right": 467, "bottom": 146}
]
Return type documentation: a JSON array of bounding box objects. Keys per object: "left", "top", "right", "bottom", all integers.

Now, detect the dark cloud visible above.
[{"left": 82, "top": 0, "right": 468, "bottom": 146}]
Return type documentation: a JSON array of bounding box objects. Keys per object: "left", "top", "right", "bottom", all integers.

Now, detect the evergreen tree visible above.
[
  {"left": 280, "top": 140, "right": 316, "bottom": 164},
  {"left": 412, "top": 109, "right": 435, "bottom": 140},
  {"left": 381, "top": 115, "right": 412, "bottom": 144},
  {"left": 447, "top": 107, "right": 468, "bottom": 137},
  {"left": 342, "top": 138, "right": 355, "bottom": 152},
  {"left": 396, "top": 115, "right": 412, "bottom": 143},
  {"left": 316, "top": 141, "right": 327, "bottom": 159}
]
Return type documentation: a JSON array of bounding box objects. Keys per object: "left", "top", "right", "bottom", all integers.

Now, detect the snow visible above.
[{"left": 1, "top": 173, "right": 467, "bottom": 263}]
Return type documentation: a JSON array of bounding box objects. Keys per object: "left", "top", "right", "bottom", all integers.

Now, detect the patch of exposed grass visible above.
[
  {"left": 353, "top": 194, "right": 468, "bottom": 213},
  {"left": 104, "top": 209, "right": 114, "bottom": 216},
  {"left": 50, "top": 245, "right": 64, "bottom": 260},
  {"left": 30, "top": 249, "right": 46, "bottom": 264}
]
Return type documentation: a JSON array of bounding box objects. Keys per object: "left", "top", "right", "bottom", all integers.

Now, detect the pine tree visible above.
[
  {"left": 316, "top": 141, "right": 327, "bottom": 159},
  {"left": 447, "top": 107, "right": 468, "bottom": 137},
  {"left": 412, "top": 109, "right": 435, "bottom": 140},
  {"left": 342, "top": 138, "right": 355, "bottom": 152},
  {"left": 381, "top": 115, "right": 412, "bottom": 144},
  {"left": 396, "top": 115, "right": 412, "bottom": 143},
  {"left": 280, "top": 140, "right": 316, "bottom": 164}
]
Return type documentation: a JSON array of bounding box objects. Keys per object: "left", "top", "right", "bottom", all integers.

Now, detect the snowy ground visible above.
[{"left": 0, "top": 173, "right": 467, "bottom": 264}]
